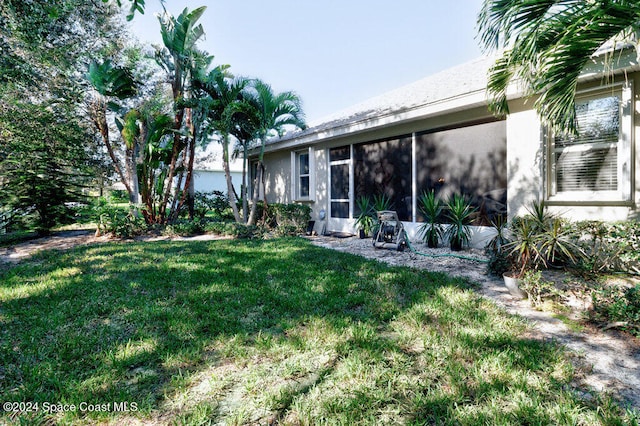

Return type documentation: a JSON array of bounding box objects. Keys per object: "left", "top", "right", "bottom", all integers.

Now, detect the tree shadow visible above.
[{"left": 0, "top": 238, "right": 626, "bottom": 424}]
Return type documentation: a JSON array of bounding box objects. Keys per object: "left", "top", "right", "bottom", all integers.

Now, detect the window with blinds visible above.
[{"left": 549, "top": 86, "right": 631, "bottom": 202}]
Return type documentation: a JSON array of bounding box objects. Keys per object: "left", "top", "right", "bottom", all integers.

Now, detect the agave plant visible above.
[
  {"left": 354, "top": 195, "right": 375, "bottom": 238},
  {"left": 444, "top": 194, "right": 477, "bottom": 251},
  {"left": 371, "top": 194, "right": 393, "bottom": 236},
  {"left": 417, "top": 190, "right": 443, "bottom": 248}
]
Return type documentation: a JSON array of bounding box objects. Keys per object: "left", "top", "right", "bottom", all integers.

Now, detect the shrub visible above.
[
  {"left": 417, "top": 190, "right": 444, "bottom": 248},
  {"left": 193, "top": 191, "right": 233, "bottom": 220},
  {"left": 93, "top": 198, "right": 147, "bottom": 238},
  {"left": 204, "top": 221, "right": 262, "bottom": 239},
  {"left": 520, "top": 270, "right": 561, "bottom": 308},
  {"left": 574, "top": 220, "right": 640, "bottom": 275},
  {"left": 590, "top": 283, "right": 640, "bottom": 336},
  {"left": 163, "top": 219, "right": 205, "bottom": 237},
  {"left": 265, "top": 203, "right": 311, "bottom": 236}
]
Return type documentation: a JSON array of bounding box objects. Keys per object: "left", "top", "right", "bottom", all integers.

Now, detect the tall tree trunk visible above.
[
  {"left": 242, "top": 143, "right": 248, "bottom": 222},
  {"left": 158, "top": 108, "right": 185, "bottom": 223},
  {"left": 223, "top": 135, "right": 242, "bottom": 223},
  {"left": 247, "top": 160, "right": 263, "bottom": 226},
  {"left": 90, "top": 100, "right": 134, "bottom": 199}
]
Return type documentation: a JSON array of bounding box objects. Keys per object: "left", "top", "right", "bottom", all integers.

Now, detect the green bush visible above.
[
  {"left": 204, "top": 221, "right": 262, "bottom": 239},
  {"left": 591, "top": 283, "right": 640, "bottom": 336},
  {"left": 193, "top": 191, "right": 234, "bottom": 220},
  {"left": 93, "top": 198, "right": 147, "bottom": 238},
  {"left": 265, "top": 203, "right": 312, "bottom": 236},
  {"left": 520, "top": 270, "right": 561, "bottom": 308},
  {"left": 574, "top": 220, "right": 640, "bottom": 275},
  {"left": 163, "top": 219, "right": 205, "bottom": 237}
]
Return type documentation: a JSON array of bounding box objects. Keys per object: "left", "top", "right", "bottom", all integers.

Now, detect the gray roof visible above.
[{"left": 274, "top": 55, "right": 496, "bottom": 144}]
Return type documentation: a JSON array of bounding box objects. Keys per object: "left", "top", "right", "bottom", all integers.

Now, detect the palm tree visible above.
[
  {"left": 477, "top": 0, "right": 640, "bottom": 133},
  {"left": 195, "top": 67, "right": 250, "bottom": 223},
  {"left": 244, "top": 80, "right": 306, "bottom": 225},
  {"left": 155, "top": 6, "right": 207, "bottom": 223}
]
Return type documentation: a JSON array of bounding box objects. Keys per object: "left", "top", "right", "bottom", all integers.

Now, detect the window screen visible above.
[{"left": 553, "top": 95, "right": 620, "bottom": 193}]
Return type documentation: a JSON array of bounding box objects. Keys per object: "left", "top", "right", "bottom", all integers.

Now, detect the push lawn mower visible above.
[{"left": 373, "top": 210, "right": 408, "bottom": 252}]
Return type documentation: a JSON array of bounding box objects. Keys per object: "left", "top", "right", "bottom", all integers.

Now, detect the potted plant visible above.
[
  {"left": 444, "top": 193, "right": 476, "bottom": 251},
  {"left": 501, "top": 201, "right": 585, "bottom": 296},
  {"left": 485, "top": 214, "right": 511, "bottom": 276},
  {"left": 371, "top": 194, "right": 393, "bottom": 237},
  {"left": 502, "top": 216, "right": 541, "bottom": 298},
  {"left": 354, "top": 195, "right": 374, "bottom": 238},
  {"left": 417, "top": 190, "right": 443, "bottom": 248}
]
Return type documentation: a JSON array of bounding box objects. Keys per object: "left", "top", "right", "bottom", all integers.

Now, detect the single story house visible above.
[{"left": 251, "top": 48, "right": 640, "bottom": 246}]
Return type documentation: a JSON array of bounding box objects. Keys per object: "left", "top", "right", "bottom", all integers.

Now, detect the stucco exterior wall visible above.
[
  {"left": 263, "top": 150, "right": 292, "bottom": 204},
  {"left": 507, "top": 73, "right": 640, "bottom": 222},
  {"left": 505, "top": 100, "right": 544, "bottom": 217}
]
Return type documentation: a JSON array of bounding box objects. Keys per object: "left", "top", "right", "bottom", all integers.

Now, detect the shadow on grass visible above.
[{"left": 0, "top": 237, "right": 633, "bottom": 424}]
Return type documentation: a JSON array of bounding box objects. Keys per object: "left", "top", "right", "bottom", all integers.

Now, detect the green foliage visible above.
[
  {"left": 104, "top": 0, "right": 146, "bottom": 21},
  {"left": 0, "top": 98, "right": 93, "bottom": 234},
  {"left": 354, "top": 196, "right": 375, "bottom": 237},
  {"left": 92, "top": 198, "right": 146, "bottom": 238},
  {"left": 266, "top": 203, "right": 312, "bottom": 236},
  {"left": 444, "top": 193, "right": 476, "bottom": 251},
  {"left": 591, "top": 283, "right": 640, "bottom": 336},
  {"left": 520, "top": 270, "right": 561, "bottom": 308},
  {"left": 478, "top": 0, "right": 640, "bottom": 133},
  {"left": 417, "top": 190, "right": 444, "bottom": 248},
  {"left": 193, "top": 191, "right": 232, "bottom": 220},
  {"left": 574, "top": 220, "right": 640, "bottom": 275},
  {"left": 371, "top": 194, "right": 393, "bottom": 212},
  {"left": 503, "top": 202, "right": 585, "bottom": 277},
  {"left": 485, "top": 214, "right": 509, "bottom": 253},
  {"left": 204, "top": 221, "right": 262, "bottom": 239},
  {"left": 163, "top": 219, "right": 205, "bottom": 237},
  {"left": 486, "top": 248, "right": 511, "bottom": 277}
]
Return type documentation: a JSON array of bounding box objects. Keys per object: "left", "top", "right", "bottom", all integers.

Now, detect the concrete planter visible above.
[{"left": 503, "top": 273, "right": 527, "bottom": 299}]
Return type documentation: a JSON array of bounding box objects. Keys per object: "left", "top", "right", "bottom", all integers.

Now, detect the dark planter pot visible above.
[
  {"left": 359, "top": 229, "right": 367, "bottom": 239},
  {"left": 427, "top": 235, "right": 439, "bottom": 248},
  {"left": 450, "top": 239, "right": 463, "bottom": 251}
]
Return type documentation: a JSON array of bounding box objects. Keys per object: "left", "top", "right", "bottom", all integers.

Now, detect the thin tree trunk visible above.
[
  {"left": 222, "top": 135, "right": 242, "bottom": 223},
  {"left": 90, "top": 101, "right": 134, "bottom": 199},
  {"left": 247, "top": 160, "right": 262, "bottom": 226},
  {"left": 158, "top": 108, "right": 185, "bottom": 223},
  {"left": 242, "top": 143, "right": 248, "bottom": 222}
]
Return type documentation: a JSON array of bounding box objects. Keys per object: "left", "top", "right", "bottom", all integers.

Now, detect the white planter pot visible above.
[{"left": 502, "top": 273, "right": 527, "bottom": 299}]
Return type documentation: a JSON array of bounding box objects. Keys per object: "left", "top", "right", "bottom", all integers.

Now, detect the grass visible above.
[{"left": 0, "top": 237, "right": 637, "bottom": 425}]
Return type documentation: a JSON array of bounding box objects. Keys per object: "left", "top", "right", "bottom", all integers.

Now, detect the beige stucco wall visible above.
[
  {"left": 262, "top": 150, "right": 292, "bottom": 204},
  {"left": 505, "top": 100, "right": 544, "bottom": 217}
]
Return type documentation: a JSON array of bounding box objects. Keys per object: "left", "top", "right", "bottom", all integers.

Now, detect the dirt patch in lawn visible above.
[{"left": 0, "top": 231, "right": 638, "bottom": 410}]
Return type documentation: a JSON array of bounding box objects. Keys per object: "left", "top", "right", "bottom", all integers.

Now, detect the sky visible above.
[{"left": 129, "top": 0, "right": 486, "bottom": 125}]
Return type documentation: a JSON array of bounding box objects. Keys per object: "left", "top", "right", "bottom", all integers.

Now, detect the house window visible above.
[
  {"left": 292, "top": 148, "right": 313, "bottom": 201},
  {"left": 548, "top": 85, "right": 632, "bottom": 203},
  {"left": 298, "top": 151, "right": 310, "bottom": 198}
]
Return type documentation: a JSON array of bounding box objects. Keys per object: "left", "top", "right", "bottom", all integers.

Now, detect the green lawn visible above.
[{"left": 0, "top": 238, "right": 636, "bottom": 425}]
